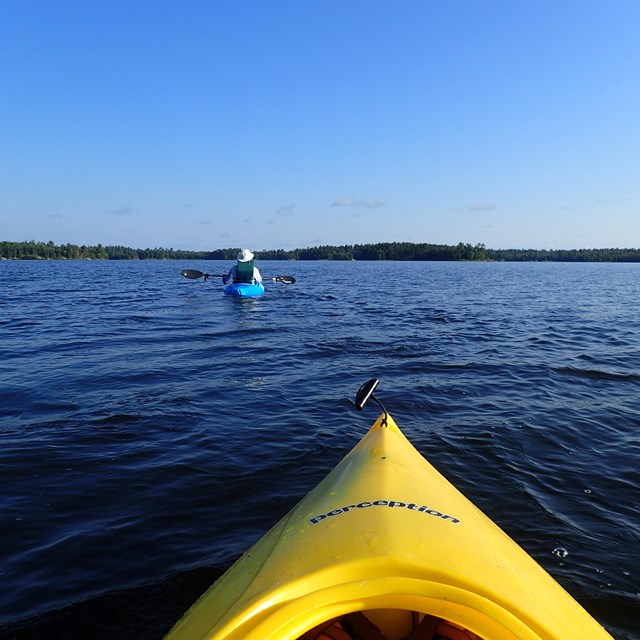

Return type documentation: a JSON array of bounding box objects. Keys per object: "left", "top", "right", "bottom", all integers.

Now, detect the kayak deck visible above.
[
  {"left": 222, "top": 282, "right": 265, "bottom": 298},
  {"left": 164, "top": 413, "right": 613, "bottom": 640}
]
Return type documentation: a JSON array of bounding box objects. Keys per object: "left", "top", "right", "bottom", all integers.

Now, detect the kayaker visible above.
[{"left": 222, "top": 248, "right": 263, "bottom": 285}]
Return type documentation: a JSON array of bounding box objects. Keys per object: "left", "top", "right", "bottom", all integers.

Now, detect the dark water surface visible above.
[{"left": 1, "top": 260, "right": 638, "bottom": 639}]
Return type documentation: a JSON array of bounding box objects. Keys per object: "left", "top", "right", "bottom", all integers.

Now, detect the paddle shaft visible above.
[{"left": 180, "top": 269, "right": 295, "bottom": 284}]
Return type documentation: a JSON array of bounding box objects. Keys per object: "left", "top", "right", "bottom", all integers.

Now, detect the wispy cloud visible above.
[
  {"left": 468, "top": 203, "right": 496, "bottom": 211},
  {"left": 47, "top": 213, "right": 63, "bottom": 219},
  {"left": 330, "top": 197, "right": 386, "bottom": 209},
  {"left": 596, "top": 197, "right": 631, "bottom": 206},
  {"left": 276, "top": 204, "right": 296, "bottom": 216},
  {"left": 107, "top": 206, "right": 137, "bottom": 216}
]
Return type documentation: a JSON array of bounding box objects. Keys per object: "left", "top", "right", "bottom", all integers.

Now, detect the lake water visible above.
[{"left": 0, "top": 260, "right": 638, "bottom": 639}]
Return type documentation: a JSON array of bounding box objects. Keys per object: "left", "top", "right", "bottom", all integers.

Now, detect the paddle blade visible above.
[
  {"left": 181, "top": 269, "right": 205, "bottom": 279},
  {"left": 355, "top": 379, "right": 380, "bottom": 410},
  {"left": 274, "top": 275, "right": 296, "bottom": 284}
]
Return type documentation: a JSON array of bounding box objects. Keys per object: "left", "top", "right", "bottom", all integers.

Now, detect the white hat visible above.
[{"left": 237, "top": 248, "right": 254, "bottom": 262}]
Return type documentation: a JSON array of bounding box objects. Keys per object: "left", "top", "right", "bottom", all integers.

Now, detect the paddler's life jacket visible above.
[{"left": 234, "top": 259, "right": 255, "bottom": 283}]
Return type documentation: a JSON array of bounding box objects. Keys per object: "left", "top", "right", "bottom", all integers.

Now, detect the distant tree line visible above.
[
  {"left": 0, "top": 241, "right": 209, "bottom": 260},
  {"left": 250, "top": 242, "right": 491, "bottom": 261},
  {"left": 487, "top": 247, "right": 640, "bottom": 262},
  {"left": 2, "top": 240, "right": 640, "bottom": 262}
]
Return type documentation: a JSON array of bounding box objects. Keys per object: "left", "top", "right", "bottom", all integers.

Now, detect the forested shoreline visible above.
[{"left": 2, "top": 240, "right": 640, "bottom": 262}]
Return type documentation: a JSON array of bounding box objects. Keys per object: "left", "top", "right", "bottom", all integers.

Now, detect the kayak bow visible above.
[{"left": 165, "top": 399, "right": 613, "bottom": 640}]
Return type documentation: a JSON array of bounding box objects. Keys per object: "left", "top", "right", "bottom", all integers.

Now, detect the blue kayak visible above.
[{"left": 223, "top": 282, "right": 265, "bottom": 298}]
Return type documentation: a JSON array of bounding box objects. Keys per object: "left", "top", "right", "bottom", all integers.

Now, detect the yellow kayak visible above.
[{"left": 165, "top": 381, "right": 614, "bottom": 640}]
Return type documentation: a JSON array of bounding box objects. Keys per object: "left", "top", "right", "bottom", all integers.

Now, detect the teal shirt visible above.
[{"left": 227, "top": 261, "right": 262, "bottom": 284}]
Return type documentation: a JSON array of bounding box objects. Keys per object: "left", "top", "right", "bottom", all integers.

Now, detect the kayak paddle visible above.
[
  {"left": 180, "top": 269, "right": 296, "bottom": 284},
  {"left": 180, "top": 269, "right": 225, "bottom": 280}
]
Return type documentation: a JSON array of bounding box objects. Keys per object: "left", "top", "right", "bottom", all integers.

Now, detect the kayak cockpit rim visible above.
[
  {"left": 215, "top": 581, "right": 535, "bottom": 640},
  {"left": 298, "top": 608, "right": 487, "bottom": 640}
]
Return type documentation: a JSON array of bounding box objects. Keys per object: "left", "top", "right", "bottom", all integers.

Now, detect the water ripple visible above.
[{"left": 1, "top": 260, "right": 638, "bottom": 639}]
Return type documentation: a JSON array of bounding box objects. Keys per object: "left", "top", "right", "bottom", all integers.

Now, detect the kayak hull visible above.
[
  {"left": 165, "top": 414, "right": 613, "bottom": 640},
  {"left": 222, "top": 282, "right": 265, "bottom": 298}
]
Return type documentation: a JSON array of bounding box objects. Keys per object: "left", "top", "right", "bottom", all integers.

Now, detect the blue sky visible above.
[{"left": 2, "top": 1, "right": 639, "bottom": 251}]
